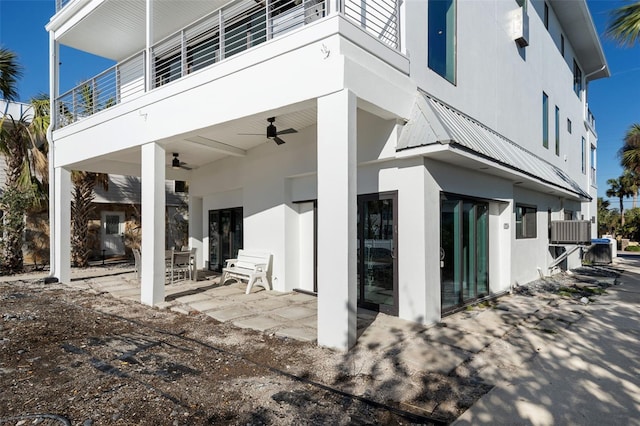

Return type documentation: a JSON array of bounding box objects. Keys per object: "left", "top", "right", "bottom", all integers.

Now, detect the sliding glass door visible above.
[{"left": 441, "top": 194, "right": 489, "bottom": 311}]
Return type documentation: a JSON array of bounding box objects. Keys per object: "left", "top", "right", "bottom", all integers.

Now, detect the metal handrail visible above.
[{"left": 55, "top": 0, "right": 400, "bottom": 127}]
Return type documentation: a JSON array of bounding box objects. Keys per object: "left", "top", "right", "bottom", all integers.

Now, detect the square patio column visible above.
[
  {"left": 317, "top": 89, "right": 357, "bottom": 350},
  {"left": 53, "top": 166, "right": 71, "bottom": 283},
  {"left": 141, "top": 142, "right": 166, "bottom": 305}
]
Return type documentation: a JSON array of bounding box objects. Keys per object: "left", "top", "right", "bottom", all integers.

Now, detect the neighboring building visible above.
[
  {"left": 1, "top": 100, "right": 186, "bottom": 266},
  {"left": 90, "top": 175, "right": 187, "bottom": 259},
  {"left": 46, "top": 0, "right": 608, "bottom": 349}
]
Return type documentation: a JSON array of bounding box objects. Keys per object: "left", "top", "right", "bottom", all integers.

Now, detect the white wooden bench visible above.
[{"left": 221, "top": 250, "right": 271, "bottom": 294}]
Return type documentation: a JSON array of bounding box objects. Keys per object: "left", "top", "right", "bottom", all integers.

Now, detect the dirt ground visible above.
[
  {"left": 0, "top": 278, "right": 479, "bottom": 425},
  {"left": 2, "top": 265, "right": 616, "bottom": 426}
]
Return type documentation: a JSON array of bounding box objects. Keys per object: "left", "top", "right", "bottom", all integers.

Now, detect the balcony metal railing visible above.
[
  {"left": 56, "top": 52, "right": 145, "bottom": 127},
  {"left": 55, "top": 0, "right": 400, "bottom": 127},
  {"left": 586, "top": 106, "right": 596, "bottom": 130}
]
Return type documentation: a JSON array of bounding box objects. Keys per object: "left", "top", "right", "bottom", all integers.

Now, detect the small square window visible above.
[
  {"left": 174, "top": 180, "right": 186, "bottom": 193},
  {"left": 516, "top": 204, "right": 537, "bottom": 239}
]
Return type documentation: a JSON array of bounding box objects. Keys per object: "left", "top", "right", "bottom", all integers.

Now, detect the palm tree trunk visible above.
[
  {"left": 1, "top": 148, "right": 28, "bottom": 273},
  {"left": 71, "top": 172, "right": 97, "bottom": 267}
]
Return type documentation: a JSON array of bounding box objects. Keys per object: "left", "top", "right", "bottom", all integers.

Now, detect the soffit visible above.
[
  {"left": 397, "top": 92, "right": 591, "bottom": 200},
  {"left": 549, "top": 0, "right": 609, "bottom": 80},
  {"left": 55, "top": 0, "right": 227, "bottom": 61}
]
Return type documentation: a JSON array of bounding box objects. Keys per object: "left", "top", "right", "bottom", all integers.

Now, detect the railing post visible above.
[
  {"left": 219, "top": 10, "right": 225, "bottom": 61},
  {"left": 395, "top": 0, "right": 401, "bottom": 50},
  {"left": 72, "top": 88, "right": 77, "bottom": 122},
  {"left": 92, "top": 77, "right": 97, "bottom": 114},
  {"left": 181, "top": 30, "right": 188, "bottom": 77},
  {"left": 266, "top": 0, "right": 272, "bottom": 40},
  {"left": 145, "top": 0, "right": 153, "bottom": 92},
  {"left": 115, "top": 64, "right": 121, "bottom": 104}
]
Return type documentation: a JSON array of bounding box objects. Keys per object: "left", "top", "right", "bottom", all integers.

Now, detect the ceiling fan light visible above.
[
  {"left": 172, "top": 154, "right": 181, "bottom": 169},
  {"left": 267, "top": 123, "right": 277, "bottom": 138}
]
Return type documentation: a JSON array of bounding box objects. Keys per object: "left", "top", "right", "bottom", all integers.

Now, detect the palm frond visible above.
[
  {"left": 0, "top": 47, "right": 23, "bottom": 101},
  {"left": 606, "top": 3, "right": 640, "bottom": 47}
]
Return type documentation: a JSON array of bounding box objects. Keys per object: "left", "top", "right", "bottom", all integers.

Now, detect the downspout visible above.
[
  {"left": 584, "top": 64, "right": 607, "bottom": 80},
  {"left": 46, "top": 31, "right": 58, "bottom": 282}
]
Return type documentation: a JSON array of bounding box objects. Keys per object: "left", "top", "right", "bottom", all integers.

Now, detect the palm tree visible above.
[
  {"left": 606, "top": 2, "right": 640, "bottom": 47},
  {"left": 606, "top": 176, "right": 635, "bottom": 228},
  {"left": 0, "top": 96, "right": 49, "bottom": 274},
  {"left": 620, "top": 123, "right": 640, "bottom": 172},
  {"left": 71, "top": 171, "right": 108, "bottom": 267},
  {"left": 70, "top": 82, "right": 110, "bottom": 267}
]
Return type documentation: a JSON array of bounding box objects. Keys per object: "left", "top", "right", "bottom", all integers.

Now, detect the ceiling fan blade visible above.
[
  {"left": 276, "top": 128, "right": 297, "bottom": 135},
  {"left": 273, "top": 136, "right": 286, "bottom": 145},
  {"left": 180, "top": 164, "right": 192, "bottom": 170}
]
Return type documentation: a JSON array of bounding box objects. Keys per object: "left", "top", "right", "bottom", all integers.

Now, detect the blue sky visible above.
[{"left": 1, "top": 0, "right": 639, "bottom": 202}]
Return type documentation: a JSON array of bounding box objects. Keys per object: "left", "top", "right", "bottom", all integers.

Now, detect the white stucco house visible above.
[{"left": 46, "top": 0, "right": 608, "bottom": 350}]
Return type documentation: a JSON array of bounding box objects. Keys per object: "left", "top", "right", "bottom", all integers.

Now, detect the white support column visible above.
[
  {"left": 141, "top": 142, "right": 166, "bottom": 305},
  {"left": 188, "top": 196, "right": 203, "bottom": 270},
  {"left": 47, "top": 31, "right": 59, "bottom": 280},
  {"left": 317, "top": 89, "right": 357, "bottom": 350},
  {"left": 53, "top": 167, "right": 71, "bottom": 283}
]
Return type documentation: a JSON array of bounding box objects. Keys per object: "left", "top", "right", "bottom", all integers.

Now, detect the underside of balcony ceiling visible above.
[{"left": 57, "top": 0, "right": 227, "bottom": 61}]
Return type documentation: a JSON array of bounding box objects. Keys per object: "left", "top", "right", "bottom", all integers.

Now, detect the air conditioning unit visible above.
[
  {"left": 509, "top": 6, "right": 529, "bottom": 48},
  {"left": 550, "top": 220, "right": 591, "bottom": 245}
]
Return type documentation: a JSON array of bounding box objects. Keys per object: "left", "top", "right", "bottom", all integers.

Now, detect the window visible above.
[
  {"left": 174, "top": 180, "right": 186, "bottom": 193},
  {"left": 560, "top": 34, "right": 565, "bottom": 56},
  {"left": 590, "top": 144, "right": 596, "bottom": 184},
  {"left": 516, "top": 204, "right": 537, "bottom": 239},
  {"left": 555, "top": 106, "right": 560, "bottom": 156},
  {"left": 542, "top": 92, "right": 549, "bottom": 148},
  {"left": 564, "top": 210, "right": 573, "bottom": 220},
  {"left": 428, "top": 0, "right": 456, "bottom": 84},
  {"left": 567, "top": 118, "right": 572, "bottom": 134},
  {"left": 544, "top": 2, "right": 549, "bottom": 29},
  {"left": 573, "top": 60, "right": 583, "bottom": 96},
  {"left": 581, "top": 137, "right": 586, "bottom": 174}
]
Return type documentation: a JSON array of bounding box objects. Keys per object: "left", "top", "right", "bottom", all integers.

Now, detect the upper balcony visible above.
[{"left": 52, "top": 0, "right": 401, "bottom": 128}]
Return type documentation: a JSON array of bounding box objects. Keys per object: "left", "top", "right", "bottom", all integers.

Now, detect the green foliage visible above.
[
  {"left": 598, "top": 197, "right": 619, "bottom": 236},
  {"left": 606, "top": 2, "right": 640, "bottom": 47},
  {"left": 0, "top": 186, "right": 30, "bottom": 273},
  {"left": 625, "top": 245, "right": 640, "bottom": 252}
]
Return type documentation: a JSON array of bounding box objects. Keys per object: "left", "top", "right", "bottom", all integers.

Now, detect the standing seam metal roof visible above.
[{"left": 397, "top": 92, "right": 590, "bottom": 200}]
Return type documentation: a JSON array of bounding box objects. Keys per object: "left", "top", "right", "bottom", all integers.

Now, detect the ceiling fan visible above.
[
  {"left": 171, "top": 153, "right": 192, "bottom": 170},
  {"left": 240, "top": 117, "right": 297, "bottom": 145}
]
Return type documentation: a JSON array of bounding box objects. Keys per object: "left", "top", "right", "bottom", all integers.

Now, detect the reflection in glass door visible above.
[
  {"left": 357, "top": 192, "right": 397, "bottom": 315},
  {"left": 208, "top": 207, "right": 243, "bottom": 271},
  {"left": 441, "top": 194, "right": 489, "bottom": 311}
]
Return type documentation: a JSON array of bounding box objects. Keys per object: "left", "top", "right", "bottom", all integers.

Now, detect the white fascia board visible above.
[{"left": 47, "top": 0, "right": 100, "bottom": 35}]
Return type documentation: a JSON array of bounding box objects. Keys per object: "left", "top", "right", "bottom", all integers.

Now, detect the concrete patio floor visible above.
[{"left": 65, "top": 269, "right": 321, "bottom": 343}]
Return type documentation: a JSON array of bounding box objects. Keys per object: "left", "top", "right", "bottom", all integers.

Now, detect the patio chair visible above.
[{"left": 169, "top": 250, "right": 192, "bottom": 284}]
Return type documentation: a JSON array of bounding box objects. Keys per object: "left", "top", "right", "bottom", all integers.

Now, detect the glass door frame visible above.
[
  {"left": 208, "top": 207, "right": 243, "bottom": 271},
  {"left": 440, "top": 192, "right": 490, "bottom": 313},
  {"left": 357, "top": 191, "right": 398, "bottom": 316}
]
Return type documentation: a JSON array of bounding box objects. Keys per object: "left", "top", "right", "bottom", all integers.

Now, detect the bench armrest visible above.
[
  {"left": 254, "top": 263, "right": 267, "bottom": 272},
  {"left": 224, "top": 258, "right": 238, "bottom": 267}
]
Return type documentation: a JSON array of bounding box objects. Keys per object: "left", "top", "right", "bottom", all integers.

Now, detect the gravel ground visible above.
[{"left": 0, "top": 264, "right": 620, "bottom": 425}]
